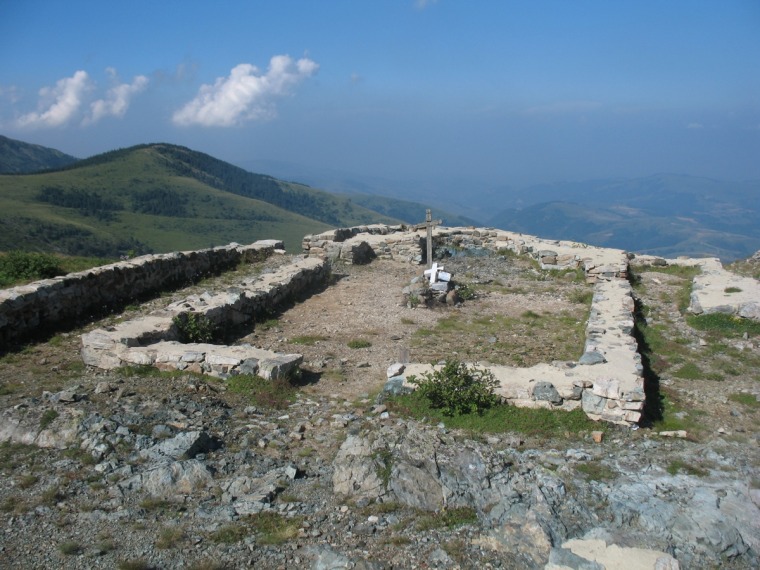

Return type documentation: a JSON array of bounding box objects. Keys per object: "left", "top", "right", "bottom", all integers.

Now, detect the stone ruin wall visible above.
[
  {"left": 0, "top": 240, "right": 283, "bottom": 347},
  {"left": 302, "top": 224, "right": 629, "bottom": 282},
  {"left": 80, "top": 256, "right": 330, "bottom": 380},
  {"left": 305, "top": 224, "right": 645, "bottom": 425}
]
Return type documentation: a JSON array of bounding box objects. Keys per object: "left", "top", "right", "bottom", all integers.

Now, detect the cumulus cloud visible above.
[
  {"left": 85, "top": 69, "right": 149, "bottom": 125},
  {"left": 16, "top": 70, "right": 91, "bottom": 128},
  {"left": 172, "top": 55, "right": 319, "bottom": 127}
]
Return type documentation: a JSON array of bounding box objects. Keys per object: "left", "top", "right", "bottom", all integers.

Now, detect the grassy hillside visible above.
[
  {"left": 0, "top": 135, "right": 79, "bottom": 174},
  {"left": 0, "top": 144, "right": 400, "bottom": 257}
]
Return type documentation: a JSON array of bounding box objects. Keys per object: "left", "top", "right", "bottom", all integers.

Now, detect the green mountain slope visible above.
[
  {"left": 0, "top": 143, "right": 400, "bottom": 257},
  {"left": 0, "top": 135, "right": 79, "bottom": 174}
]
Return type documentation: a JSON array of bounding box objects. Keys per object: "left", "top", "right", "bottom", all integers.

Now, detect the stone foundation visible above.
[
  {"left": 81, "top": 256, "right": 329, "bottom": 378},
  {"left": 390, "top": 279, "right": 645, "bottom": 426},
  {"left": 1, "top": 240, "right": 283, "bottom": 346},
  {"left": 304, "top": 225, "right": 628, "bottom": 282}
]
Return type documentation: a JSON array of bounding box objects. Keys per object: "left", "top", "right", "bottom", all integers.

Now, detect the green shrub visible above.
[
  {"left": 409, "top": 360, "right": 499, "bottom": 416},
  {"left": 456, "top": 283, "right": 476, "bottom": 301},
  {"left": 172, "top": 312, "right": 218, "bottom": 343},
  {"left": 347, "top": 339, "right": 372, "bottom": 349},
  {"left": 0, "top": 250, "right": 64, "bottom": 287}
]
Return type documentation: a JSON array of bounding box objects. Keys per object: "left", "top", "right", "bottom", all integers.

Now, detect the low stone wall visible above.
[
  {"left": 81, "top": 256, "right": 329, "bottom": 378},
  {"left": 0, "top": 240, "right": 282, "bottom": 346},
  {"left": 389, "top": 279, "right": 645, "bottom": 426},
  {"left": 304, "top": 225, "right": 628, "bottom": 281},
  {"left": 631, "top": 255, "right": 760, "bottom": 321}
]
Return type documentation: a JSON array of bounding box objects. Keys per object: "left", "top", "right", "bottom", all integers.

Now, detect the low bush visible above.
[
  {"left": 0, "top": 250, "right": 64, "bottom": 287},
  {"left": 408, "top": 359, "right": 499, "bottom": 417},
  {"left": 172, "top": 312, "right": 218, "bottom": 343}
]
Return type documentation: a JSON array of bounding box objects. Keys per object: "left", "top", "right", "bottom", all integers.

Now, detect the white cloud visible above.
[
  {"left": 85, "top": 69, "right": 149, "bottom": 125},
  {"left": 686, "top": 122, "right": 704, "bottom": 129},
  {"left": 16, "top": 70, "right": 91, "bottom": 128},
  {"left": 172, "top": 55, "right": 319, "bottom": 127},
  {"left": 0, "top": 84, "right": 21, "bottom": 104}
]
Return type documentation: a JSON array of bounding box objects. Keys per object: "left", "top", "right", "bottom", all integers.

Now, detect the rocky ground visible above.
[{"left": 0, "top": 251, "right": 758, "bottom": 569}]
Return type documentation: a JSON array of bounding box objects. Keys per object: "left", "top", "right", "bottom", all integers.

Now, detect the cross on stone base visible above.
[{"left": 412, "top": 209, "right": 442, "bottom": 268}]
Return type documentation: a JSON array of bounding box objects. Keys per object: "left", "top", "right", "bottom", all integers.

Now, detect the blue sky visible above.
[{"left": 1, "top": 0, "right": 759, "bottom": 188}]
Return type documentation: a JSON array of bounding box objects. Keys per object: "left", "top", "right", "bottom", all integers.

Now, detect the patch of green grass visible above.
[
  {"left": 0, "top": 381, "right": 20, "bottom": 395},
  {"left": 667, "top": 459, "right": 709, "bottom": 477},
  {"left": 415, "top": 506, "right": 477, "bottom": 531},
  {"left": 687, "top": 313, "right": 760, "bottom": 338},
  {"left": 249, "top": 511, "right": 302, "bottom": 545},
  {"left": 290, "top": 335, "right": 327, "bottom": 345},
  {"left": 724, "top": 287, "right": 742, "bottom": 293},
  {"left": 226, "top": 374, "right": 297, "bottom": 410},
  {"left": 138, "top": 497, "right": 172, "bottom": 512},
  {"left": 39, "top": 409, "right": 58, "bottom": 430},
  {"left": 58, "top": 541, "right": 82, "bottom": 556},
  {"left": 209, "top": 523, "right": 247, "bottom": 544},
  {"left": 347, "top": 339, "right": 372, "bottom": 349},
  {"left": 729, "top": 393, "right": 759, "bottom": 408},
  {"left": 388, "top": 391, "right": 596, "bottom": 437},
  {"left": 575, "top": 461, "right": 617, "bottom": 481},
  {"left": 652, "top": 390, "right": 702, "bottom": 434},
  {"left": 568, "top": 288, "right": 594, "bottom": 305},
  {"left": 672, "top": 362, "right": 703, "bottom": 380},
  {"left": 156, "top": 526, "right": 185, "bottom": 549},
  {"left": 256, "top": 318, "right": 280, "bottom": 331}
]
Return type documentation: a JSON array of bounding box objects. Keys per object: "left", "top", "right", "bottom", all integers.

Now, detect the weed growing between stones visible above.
[
  {"left": 414, "top": 506, "right": 478, "bottom": 531},
  {"left": 172, "top": 312, "right": 219, "bottom": 344},
  {"left": 248, "top": 511, "right": 302, "bottom": 545},
  {"left": 39, "top": 409, "right": 58, "bottom": 429},
  {"left": 667, "top": 459, "right": 709, "bottom": 477},
  {"left": 209, "top": 523, "right": 247, "bottom": 544},
  {"left": 347, "top": 339, "right": 372, "bottom": 349},
  {"left": 226, "top": 374, "right": 297, "bottom": 409},
  {"left": 575, "top": 461, "right": 617, "bottom": 481}
]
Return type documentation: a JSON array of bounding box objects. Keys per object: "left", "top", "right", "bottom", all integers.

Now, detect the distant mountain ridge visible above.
[
  {"left": 0, "top": 135, "right": 79, "bottom": 174},
  {"left": 488, "top": 175, "right": 760, "bottom": 261}
]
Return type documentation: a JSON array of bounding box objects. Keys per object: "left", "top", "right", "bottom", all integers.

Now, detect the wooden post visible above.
[
  {"left": 411, "top": 209, "right": 442, "bottom": 268},
  {"left": 425, "top": 209, "right": 434, "bottom": 269}
]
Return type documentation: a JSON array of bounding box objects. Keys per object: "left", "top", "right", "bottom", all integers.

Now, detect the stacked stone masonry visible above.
[
  {"left": 0, "top": 240, "right": 283, "bottom": 347},
  {"left": 80, "top": 255, "right": 329, "bottom": 379},
  {"left": 303, "top": 224, "right": 628, "bottom": 282},
  {"left": 307, "top": 224, "right": 643, "bottom": 425}
]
